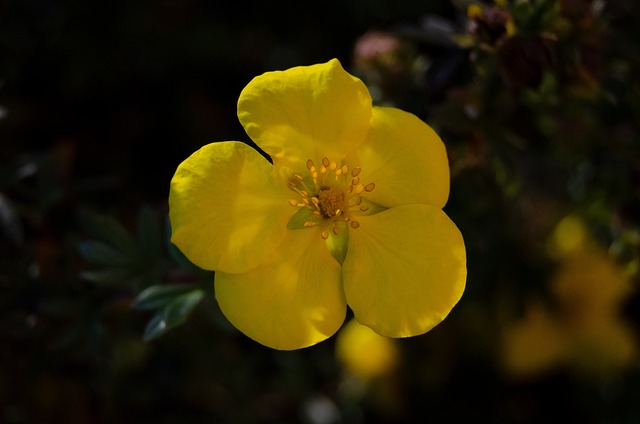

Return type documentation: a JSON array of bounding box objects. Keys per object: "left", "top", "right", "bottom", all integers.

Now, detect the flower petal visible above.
[
  {"left": 169, "top": 141, "right": 292, "bottom": 274},
  {"left": 343, "top": 204, "right": 466, "bottom": 338},
  {"left": 356, "top": 107, "right": 450, "bottom": 209},
  {"left": 238, "top": 59, "right": 372, "bottom": 170},
  {"left": 215, "top": 229, "right": 346, "bottom": 350}
]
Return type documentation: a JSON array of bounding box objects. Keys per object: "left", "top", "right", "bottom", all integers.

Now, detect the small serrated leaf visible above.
[
  {"left": 162, "top": 290, "right": 205, "bottom": 327},
  {"left": 141, "top": 289, "right": 205, "bottom": 342},
  {"left": 132, "top": 284, "right": 200, "bottom": 310},
  {"left": 143, "top": 313, "right": 169, "bottom": 342}
]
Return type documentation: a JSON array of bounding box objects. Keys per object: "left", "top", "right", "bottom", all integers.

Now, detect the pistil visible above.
[{"left": 287, "top": 156, "right": 376, "bottom": 237}]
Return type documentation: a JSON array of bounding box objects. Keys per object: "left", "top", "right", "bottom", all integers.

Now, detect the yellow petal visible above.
[
  {"left": 215, "top": 229, "right": 346, "bottom": 350},
  {"left": 169, "top": 141, "right": 292, "bottom": 274},
  {"left": 342, "top": 205, "right": 466, "bottom": 337},
  {"left": 355, "top": 107, "right": 450, "bottom": 209},
  {"left": 238, "top": 59, "right": 372, "bottom": 170}
]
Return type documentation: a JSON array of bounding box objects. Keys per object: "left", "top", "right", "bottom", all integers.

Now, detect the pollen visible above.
[
  {"left": 287, "top": 156, "right": 376, "bottom": 237},
  {"left": 318, "top": 187, "right": 345, "bottom": 218}
]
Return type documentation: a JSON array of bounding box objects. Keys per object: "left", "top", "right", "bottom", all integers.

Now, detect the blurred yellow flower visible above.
[
  {"left": 169, "top": 59, "right": 466, "bottom": 350},
  {"left": 336, "top": 319, "right": 398, "bottom": 381},
  {"left": 501, "top": 216, "right": 637, "bottom": 378}
]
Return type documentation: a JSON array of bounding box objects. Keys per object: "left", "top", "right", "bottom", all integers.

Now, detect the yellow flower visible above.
[
  {"left": 336, "top": 319, "right": 399, "bottom": 381},
  {"left": 501, "top": 216, "right": 637, "bottom": 379},
  {"left": 169, "top": 59, "right": 466, "bottom": 350}
]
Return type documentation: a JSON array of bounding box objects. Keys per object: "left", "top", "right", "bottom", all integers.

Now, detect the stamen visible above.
[{"left": 287, "top": 156, "right": 377, "bottom": 239}]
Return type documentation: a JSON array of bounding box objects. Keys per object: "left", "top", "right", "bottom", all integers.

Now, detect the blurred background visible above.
[{"left": 1, "top": 0, "right": 639, "bottom": 422}]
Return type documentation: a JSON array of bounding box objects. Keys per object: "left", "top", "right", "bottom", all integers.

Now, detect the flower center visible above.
[
  {"left": 318, "top": 187, "right": 345, "bottom": 218},
  {"left": 287, "top": 157, "right": 376, "bottom": 239}
]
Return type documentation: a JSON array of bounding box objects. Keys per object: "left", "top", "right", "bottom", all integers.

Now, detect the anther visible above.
[
  {"left": 332, "top": 226, "right": 339, "bottom": 235},
  {"left": 364, "top": 183, "right": 376, "bottom": 192},
  {"left": 321, "top": 230, "right": 329, "bottom": 240},
  {"left": 355, "top": 184, "right": 364, "bottom": 194},
  {"left": 307, "top": 159, "right": 315, "bottom": 170},
  {"left": 350, "top": 221, "right": 360, "bottom": 229},
  {"left": 359, "top": 205, "right": 369, "bottom": 211},
  {"left": 351, "top": 176, "right": 360, "bottom": 185},
  {"left": 322, "top": 157, "right": 330, "bottom": 167},
  {"left": 295, "top": 174, "right": 304, "bottom": 181},
  {"left": 304, "top": 221, "right": 316, "bottom": 228},
  {"left": 341, "top": 165, "right": 349, "bottom": 175},
  {"left": 351, "top": 167, "right": 361, "bottom": 177},
  {"left": 288, "top": 199, "right": 298, "bottom": 206}
]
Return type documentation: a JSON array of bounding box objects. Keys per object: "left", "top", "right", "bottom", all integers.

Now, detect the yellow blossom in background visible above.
[
  {"left": 169, "top": 59, "right": 466, "bottom": 350},
  {"left": 501, "top": 216, "right": 637, "bottom": 379},
  {"left": 336, "top": 319, "right": 399, "bottom": 381}
]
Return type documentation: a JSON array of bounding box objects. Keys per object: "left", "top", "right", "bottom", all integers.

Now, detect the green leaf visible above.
[
  {"left": 76, "top": 207, "right": 137, "bottom": 256},
  {"left": 80, "top": 267, "right": 137, "bottom": 286},
  {"left": 142, "top": 289, "right": 205, "bottom": 341},
  {"left": 78, "top": 240, "right": 132, "bottom": 266},
  {"left": 132, "top": 284, "right": 201, "bottom": 310},
  {"left": 163, "top": 290, "right": 205, "bottom": 327},
  {"left": 143, "top": 313, "right": 169, "bottom": 342}
]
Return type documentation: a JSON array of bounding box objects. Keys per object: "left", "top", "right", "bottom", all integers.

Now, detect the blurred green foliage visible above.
[{"left": 1, "top": 0, "right": 639, "bottom": 423}]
